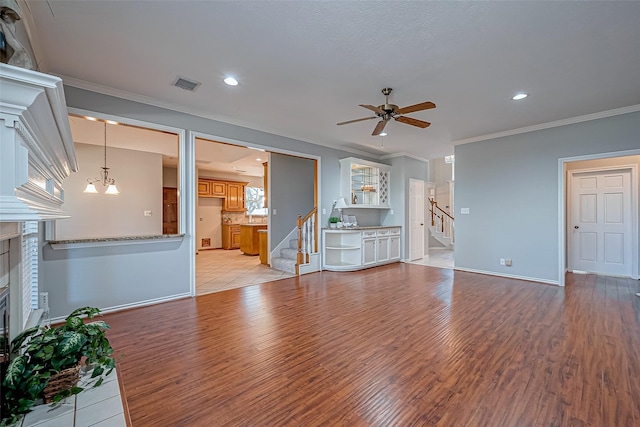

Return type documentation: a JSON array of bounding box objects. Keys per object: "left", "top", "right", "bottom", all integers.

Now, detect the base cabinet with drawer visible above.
[
  {"left": 323, "top": 227, "right": 401, "bottom": 271},
  {"left": 222, "top": 224, "right": 241, "bottom": 249}
]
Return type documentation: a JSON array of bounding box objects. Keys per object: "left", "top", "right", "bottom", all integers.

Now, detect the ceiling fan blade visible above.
[
  {"left": 337, "top": 116, "right": 378, "bottom": 126},
  {"left": 372, "top": 120, "right": 388, "bottom": 136},
  {"left": 359, "top": 104, "right": 384, "bottom": 114},
  {"left": 395, "top": 116, "right": 431, "bottom": 128},
  {"left": 395, "top": 101, "right": 436, "bottom": 115}
]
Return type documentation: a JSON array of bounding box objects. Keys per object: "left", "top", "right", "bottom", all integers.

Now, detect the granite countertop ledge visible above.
[
  {"left": 48, "top": 234, "right": 185, "bottom": 249},
  {"left": 323, "top": 226, "right": 401, "bottom": 230}
]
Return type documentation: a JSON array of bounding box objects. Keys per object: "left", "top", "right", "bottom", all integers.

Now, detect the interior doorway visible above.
[
  {"left": 409, "top": 179, "right": 425, "bottom": 261},
  {"left": 564, "top": 154, "right": 639, "bottom": 280}
]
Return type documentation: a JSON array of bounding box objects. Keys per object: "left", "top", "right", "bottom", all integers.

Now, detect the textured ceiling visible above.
[{"left": 26, "top": 1, "right": 640, "bottom": 160}]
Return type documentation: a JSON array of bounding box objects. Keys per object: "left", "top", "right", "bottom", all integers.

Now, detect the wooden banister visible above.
[
  {"left": 428, "top": 198, "right": 455, "bottom": 239},
  {"left": 297, "top": 207, "right": 318, "bottom": 270}
]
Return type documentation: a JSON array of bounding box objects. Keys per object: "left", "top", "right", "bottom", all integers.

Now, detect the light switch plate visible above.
[
  {"left": 461, "top": 208, "right": 470, "bottom": 215},
  {"left": 144, "top": 210, "right": 152, "bottom": 216}
]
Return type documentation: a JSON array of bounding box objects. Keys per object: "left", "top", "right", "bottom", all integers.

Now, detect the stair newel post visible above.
[{"left": 296, "top": 213, "right": 304, "bottom": 266}]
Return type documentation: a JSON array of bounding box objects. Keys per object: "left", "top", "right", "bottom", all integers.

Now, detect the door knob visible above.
[{"left": 574, "top": 226, "right": 579, "bottom": 229}]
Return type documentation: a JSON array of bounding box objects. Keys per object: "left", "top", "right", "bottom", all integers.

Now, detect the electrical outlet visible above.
[
  {"left": 144, "top": 210, "right": 152, "bottom": 216},
  {"left": 505, "top": 259, "right": 512, "bottom": 266},
  {"left": 322, "top": 208, "right": 326, "bottom": 215},
  {"left": 500, "top": 258, "right": 506, "bottom": 266}
]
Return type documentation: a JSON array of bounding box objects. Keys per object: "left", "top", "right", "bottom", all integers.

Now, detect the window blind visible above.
[{"left": 21, "top": 221, "right": 39, "bottom": 328}]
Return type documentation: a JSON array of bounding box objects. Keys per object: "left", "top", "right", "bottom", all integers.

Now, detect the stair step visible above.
[
  {"left": 271, "top": 257, "right": 296, "bottom": 274},
  {"left": 280, "top": 248, "right": 298, "bottom": 260}
]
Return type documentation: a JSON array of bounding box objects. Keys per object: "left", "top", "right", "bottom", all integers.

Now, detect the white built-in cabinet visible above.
[
  {"left": 340, "top": 157, "right": 391, "bottom": 208},
  {"left": 323, "top": 227, "right": 401, "bottom": 271}
]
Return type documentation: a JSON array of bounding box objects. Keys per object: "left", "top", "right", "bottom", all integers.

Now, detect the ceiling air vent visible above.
[{"left": 173, "top": 76, "right": 201, "bottom": 92}]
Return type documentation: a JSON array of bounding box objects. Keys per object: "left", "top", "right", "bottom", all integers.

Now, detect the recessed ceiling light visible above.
[
  {"left": 512, "top": 93, "right": 528, "bottom": 100},
  {"left": 85, "top": 116, "right": 98, "bottom": 121},
  {"left": 379, "top": 132, "right": 387, "bottom": 137},
  {"left": 224, "top": 77, "right": 239, "bottom": 86},
  {"left": 256, "top": 158, "right": 262, "bottom": 161},
  {"left": 105, "top": 120, "right": 119, "bottom": 125}
]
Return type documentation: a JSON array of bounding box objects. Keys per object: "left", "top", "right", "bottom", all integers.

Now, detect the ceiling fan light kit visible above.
[{"left": 337, "top": 88, "right": 436, "bottom": 136}]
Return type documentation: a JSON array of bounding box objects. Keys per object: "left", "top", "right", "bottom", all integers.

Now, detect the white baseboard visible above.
[
  {"left": 50, "top": 292, "right": 191, "bottom": 323},
  {"left": 453, "top": 267, "right": 561, "bottom": 286}
]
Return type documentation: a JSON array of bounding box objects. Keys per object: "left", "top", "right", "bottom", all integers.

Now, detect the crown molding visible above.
[
  {"left": 453, "top": 104, "right": 640, "bottom": 146},
  {"left": 57, "top": 75, "right": 396, "bottom": 161}
]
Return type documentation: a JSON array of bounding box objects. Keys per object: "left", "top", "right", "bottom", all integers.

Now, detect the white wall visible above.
[
  {"left": 56, "top": 143, "right": 163, "bottom": 239},
  {"left": 196, "top": 197, "right": 222, "bottom": 249},
  {"left": 455, "top": 111, "right": 640, "bottom": 284}
]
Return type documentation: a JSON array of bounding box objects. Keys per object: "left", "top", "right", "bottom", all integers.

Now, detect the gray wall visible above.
[
  {"left": 269, "top": 153, "right": 315, "bottom": 247},
  {"left": 454, "top": 111, "right": 640, "bottom": 283},
  {"left": 40, "top": 236, "right": 191, "bottom": 319}
]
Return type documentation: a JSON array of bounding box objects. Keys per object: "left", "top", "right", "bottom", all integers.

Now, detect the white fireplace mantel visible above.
[{"left": 0, "top": 63, "right": 77, "bottom": 221}]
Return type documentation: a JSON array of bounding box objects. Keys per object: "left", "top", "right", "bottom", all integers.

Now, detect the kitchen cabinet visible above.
[
  {"left": 258, "top": 229, "right": 269, "bottom": 265},
  {"left": 240, "top": 224, "right": 267, "bottom": 255},
  {"left": 224, "top": 182, "right": 247, "bottom": 212},
  {"left": 323, "top": 227, "right": 401, "bottom": 271},
  {"left": 222, "top": 224, "right": 241, "bottom": 249},
  {"left": 339, "top": 157, "right": 391, "bottom": 208},
  {"left": 198, "top": 179, "right": 226, "bottom": 197}
]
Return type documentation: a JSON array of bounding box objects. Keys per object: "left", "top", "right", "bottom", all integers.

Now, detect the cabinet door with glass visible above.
[{"left": 340, "top": 157, "right": 390, "bottom": 208}]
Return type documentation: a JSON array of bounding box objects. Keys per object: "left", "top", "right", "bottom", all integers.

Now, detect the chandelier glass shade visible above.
[{"left": 84, "top": 121, "right": 119, "bottom": 195}]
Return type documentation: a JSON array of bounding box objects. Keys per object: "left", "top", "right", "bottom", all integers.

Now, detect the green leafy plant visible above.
[
  {"left": 1, "top": 307, "right": 115, "bottom": 425},
  {"left": 328, "top": 217, "right": 340, "bottom": 224}
]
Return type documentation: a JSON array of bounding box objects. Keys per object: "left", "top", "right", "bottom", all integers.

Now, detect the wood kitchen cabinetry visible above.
[
  {"left": 222, "top": 224, "right": 241, "bottom": 249},
  {"left": 223, "top": 182, "right": 247, "bottom": 212},
  {"left": 240, "top": 224, "right": 267, "bottom": 255},
  {"left": 198, "top": 179, "right": 248, "bottom": 212},
  {"left": 198, "top": 179, "right": 227, "bottom": 197}
]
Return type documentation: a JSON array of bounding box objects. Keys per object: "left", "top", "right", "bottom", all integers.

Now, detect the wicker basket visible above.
[{"left": 43, "top": 365, "right": 81, "bottom": 403}]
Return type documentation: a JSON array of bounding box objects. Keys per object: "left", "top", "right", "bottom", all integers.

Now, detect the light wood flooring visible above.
[
  {"left": 103, "top": 264, "right": 640, "bottom": 426},
  {"left": 196, "top": 248, "right": 294, "bottom": 295}
]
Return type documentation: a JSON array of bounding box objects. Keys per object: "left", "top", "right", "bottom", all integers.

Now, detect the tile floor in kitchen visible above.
[
  {"left": 407, "top": 248, "right": 454, "bottom": 269},
  {"left": 196, "top": 248, "right": 294, "bottom": 295}
]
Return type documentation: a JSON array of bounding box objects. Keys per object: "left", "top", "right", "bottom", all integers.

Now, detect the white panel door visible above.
[
  {"left": 570, "top": 169, "right": 632, "bottom": 276},
  {"left": 409, "top": 179, "right": 425, "bottom": 260}
]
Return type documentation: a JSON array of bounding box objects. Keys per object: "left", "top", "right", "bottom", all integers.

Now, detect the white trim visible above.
[
  {"left": 558, "top": 148, "right": 640, "bottom": 286},
  {"left": 48, "top": 293, "right": 191, "bottom": 324},
  {"left": 566, "top": 164, "right": 638, "bottom": 279},
  {"left": 455, "top": 104, "right": 640, "bottom": 146},
  {"left": 454, "top": 267, "right": 561, "bottom": 286},
  {"left": 191, "top": 130, "right": 323, "bottom": 281}
]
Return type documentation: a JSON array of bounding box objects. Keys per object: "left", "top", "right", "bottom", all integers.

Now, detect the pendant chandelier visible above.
[{"left": 84, "top": 121, "right": 119, "bottom": 195}]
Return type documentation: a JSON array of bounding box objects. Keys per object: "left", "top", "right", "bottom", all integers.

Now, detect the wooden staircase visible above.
[
  {"left": 270, "top": 207, "right": 321, "bottom": 275},
  {"left": 428, "top": 198, "right": 454, "bottom": 249}
]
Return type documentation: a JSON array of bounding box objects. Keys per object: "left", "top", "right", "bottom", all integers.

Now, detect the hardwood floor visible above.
[{"left": 102, "top": 264, "right": 640, "bottom": 426}]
